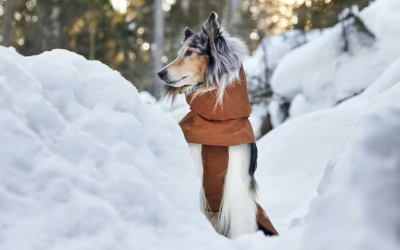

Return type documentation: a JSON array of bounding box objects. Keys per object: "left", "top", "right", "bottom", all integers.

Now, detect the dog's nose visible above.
[{"left": 157, "top": 69, "right": 167, "bottom": 79}]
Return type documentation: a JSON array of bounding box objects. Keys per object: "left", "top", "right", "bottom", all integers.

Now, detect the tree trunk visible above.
[
  {"left": 34, "top": 4, "right": 48, "bottom": 52},
  {"left": 181, "top": 0, "right": 190, "bottom": 17},
  {"left": 222, "top": 0, "right": 231, "bottom": 31},
  {"left": 230, "top": 0, "right": 242, "bottom": 36},
  {"left": 259, "top": 113, "right": 273, "bottom": 139},
  {"left": 1, "top": 0, "right": 15, "bottom": 46},
  {"left": 151, "top": 0, "right": 164, "bottom": 99},
  {"left": 341, "top": 19, "right": 349, "bottom": 52},
  {"left": 198, "top": 1, "right": 205, "bottom": 23},
  {"left": 89, "top": 25, "right": 96, "bottom": 60},
  {"left": 42, "top": 0, "right": 62, "bottom": 50}
]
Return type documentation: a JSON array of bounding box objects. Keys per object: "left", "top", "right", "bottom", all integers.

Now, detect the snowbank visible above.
[
  {"left": 255, "top": 102, "right": 357, "bottom": 230},
  {"left": 270, "top": 0, "right": 400, "bottom": 119},
  {"left": 255, "top": 41, "right": 400, "bottom": 250},
  {"left": 304, "top": 84, "right": 400, "bottom": 250},
  {"left": 0, "top": 46, "right": 230, "bottom": 250}
]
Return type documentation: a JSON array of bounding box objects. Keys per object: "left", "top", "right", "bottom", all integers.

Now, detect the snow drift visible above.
[
  {"left": 0, "top": 46, "right": 230, "bottom": 250},
  {"left": 270, "top": 0, "right": 400, "bottom": 120},
  {"left": 304, "top": 85, "right": 400, "bottom": 250},
  {"left": 256, "top": 50, "right": 400, "bottom": 250}
]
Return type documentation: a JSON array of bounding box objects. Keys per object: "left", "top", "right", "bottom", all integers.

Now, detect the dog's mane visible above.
[
  {"left": 163, "top": 13, "right": 248, "bottom": 106},
  {"left": 204, "top": 26, "right": 247, "bottom": 106}
]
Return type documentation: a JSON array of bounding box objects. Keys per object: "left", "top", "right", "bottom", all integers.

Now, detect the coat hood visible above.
[{"left": 179, "top": 68, "right": 255, "bottom": 146}]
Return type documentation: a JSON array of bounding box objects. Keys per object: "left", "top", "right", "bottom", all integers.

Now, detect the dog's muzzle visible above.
[{"left": 157, "top": 69, "right": 168, "bottom": 82}]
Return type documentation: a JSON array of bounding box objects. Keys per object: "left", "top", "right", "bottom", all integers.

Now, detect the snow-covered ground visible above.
[{"left": 1, "top": 0, "right": 400, "bottom": 248}]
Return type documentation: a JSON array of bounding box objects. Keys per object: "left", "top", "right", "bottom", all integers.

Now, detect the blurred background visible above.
[
  {"left": 0, "top": 0, "right": 371, "bottom": 91},
  {"left": 0, "top": 0, "right": 375, "bottom": 137}
]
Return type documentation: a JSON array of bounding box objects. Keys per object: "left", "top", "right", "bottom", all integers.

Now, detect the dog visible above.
[{"left": 157, "top": 12, "right": 278, "bottom": 238}]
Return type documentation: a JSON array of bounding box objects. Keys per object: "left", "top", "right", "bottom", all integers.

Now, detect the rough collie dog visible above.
[{"left": 157, "top": 12, "right": 278, "bottom": 238}]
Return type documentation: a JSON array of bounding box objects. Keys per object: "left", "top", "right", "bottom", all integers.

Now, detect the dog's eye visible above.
[{"left": 185, "top": 50, "right": 193, "bottom": 57}]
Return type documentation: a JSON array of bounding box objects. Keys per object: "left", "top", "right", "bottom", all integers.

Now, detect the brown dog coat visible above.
[{"left": 179, "top": 68, "right": 278, "bottom": 236}]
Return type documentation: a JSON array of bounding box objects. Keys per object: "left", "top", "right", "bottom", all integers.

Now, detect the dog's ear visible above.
[
  {"left": 206, "top": 12, "right": 219, "bottom": 29},
  {"left": 203, "top": 12, "right": 220, "bottom": 40},
  {"left": 183, "top": 27, "right": 194, "bottom": 42}
]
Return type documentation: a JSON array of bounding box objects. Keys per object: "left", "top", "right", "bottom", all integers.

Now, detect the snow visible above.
[
  {"left": 354, "top": 57, "right": 400, "bottom": 101},
  {"left": 256, "top": 57, "right": 400, "bottom": 250},
  {"left": 244, "top": 30, "right": 307, "bottom": 85},
  {"left": 256, "top": 102, "right": 357, "bottom": 230},
  {"left": 304, "top": 85, "right": 400, "bottom": 250},
  {"left": 0, "top": 46, "right": 227, "bottom": 250},
  {"left": 139, "top": 91, "right": 190, "bottom": 122},
  {"left": 3, "top": 45, "right": 306, "bottom": 250},
  {"left": 1, "top": 0, "right": 400, "bottom": 246},
  {"left": 270, "top": 0, "right": 400, "bottom": 119},
  {"left": 244, "top": 29, "right": 325, "bottom": 90},
  {"left": 248, "top": 102, "right": 268, "bottom": 139}
]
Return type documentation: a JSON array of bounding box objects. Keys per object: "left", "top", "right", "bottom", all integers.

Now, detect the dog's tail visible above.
[{"left": 218, "top": 144, "right": 258, "bottom": 238}]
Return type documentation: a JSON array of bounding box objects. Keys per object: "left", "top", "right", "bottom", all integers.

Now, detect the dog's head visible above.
[{"left": 157, "top": 12, "right": 247, "bottom": 104}]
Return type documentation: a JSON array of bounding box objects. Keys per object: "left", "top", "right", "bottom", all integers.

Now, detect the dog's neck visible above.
[{"left": 180, "top": 83, "right": 217, "bottom": 96}]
